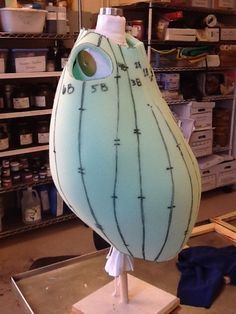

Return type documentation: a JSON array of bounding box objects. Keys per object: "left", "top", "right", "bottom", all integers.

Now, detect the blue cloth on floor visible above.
[{"left": 176, "top": 246, "right": 236, "bottom": 308}]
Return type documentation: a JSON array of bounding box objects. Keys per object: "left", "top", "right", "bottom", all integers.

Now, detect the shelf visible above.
[
  {"left": 0, "top": 145, "right": 49, "bottom": 158},
  {"left": 166, "top": 94, "right": 234, "bottom": 105},
  {"left": 202, "top": 95, "right": 234, "bottom": 101},
  {"left": 213, "top": 146, "right": 232, "bottom": 153},
  {"left": 0, "top": 71, "right": 61, "bottom": 79},
  {"left": 0, "top": 32, "right": 78, "bottom": 40},
  {"left": 0, "top": 212, "right": 77, "bottom": 239},
  {"left": 0, "top": 178, "right": 53, "bottom": 194},
  {"left": 121, "top": 2, "right": 236, "bottom": 15},
  {"left": 153, "top": 66, "right": 236, "bottom": 73},
  {"left": 149, "top": 40, "right": 236, "bottom": 46},
  {"left": 0, "top": 109, "right": 52, "bottom": 119}
]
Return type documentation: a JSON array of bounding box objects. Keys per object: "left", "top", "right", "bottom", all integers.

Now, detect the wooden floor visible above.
[{"left": 198, "top": 188, "right": 236, "bottom": 222}]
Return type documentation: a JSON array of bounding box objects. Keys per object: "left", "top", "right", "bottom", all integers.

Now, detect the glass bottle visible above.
[
  {"left": 56, "top": 45, "right": 71, "bottom": 71},
  {"left": 12, "top": 86, "right": 30, "bottom": 111},
  {"left": 17, "top": 122, "right": 33, "bottom": 147},
  {"left": 36, "top": 120, "right": 50, "bottom": 144},
  {"left": 4, "top": 84, "right": 14, "bottom": 111},
  {"left": 34, "top": 84, "right": 54, "bottom": 109},
  {"left": 0, "top": 86, "right": 5, "bottom": 112},
  {"left": 0, "top": 126, "right": 9, "bottom": 151}
]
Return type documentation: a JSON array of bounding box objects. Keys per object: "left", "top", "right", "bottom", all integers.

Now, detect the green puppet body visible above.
[{"left": 49, "top": 30, "right": 201, "bottom": 261}]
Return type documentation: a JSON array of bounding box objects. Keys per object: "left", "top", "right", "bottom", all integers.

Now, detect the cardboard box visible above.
[
  {"left": 191, "top": 0, "right": 212, "bottom": 8},
  {"left": 171, "top": 0, "right": 188, "bottom": 4},
  {"left": 212, "top": 0, "right": 235, "bottom": 9},
  {"left": 219, "top": 45, "right": 236, "bottom": 66},
  {"left": 189, "top": 129, "right": 213, "bottom": 157},
  {"left": 11, "top": 48, "right": 48, "bottom": 73},
  {"left": 171, "top": 101, "right": 215, "bottom": 129},
  {"left": 198, "top": 154, "right": 225, "bottom": 169},
  {"left": 216, "top": 160, "right": 236, "bottom": 187},
  {"left": 165, "top": 28, "right": 196, "bottom": 41},
  {"left": 205, "top": 28, "right": 220, "bottom": 42},
  {"left": 200, "top": 166, "right": 218, "bottom": 192},
  {"left": 221, "top": 28, "right": 236, "bottom": 41}
]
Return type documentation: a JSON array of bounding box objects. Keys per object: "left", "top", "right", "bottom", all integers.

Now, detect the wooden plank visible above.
[
  {"left": 213, "top": 210, "right": 236, "bottom": 222},
  {"left": 211, "top": 210, "right": 236, "bottom": 235},
  {"left": 212, "top": 219, "right": 236, "bottom": 233},
  {"left": 191, "top": 223, "right": 215, "bottom": 237},
  {"left": 214, "top": 223, "right": 236, "bottom": 243}
]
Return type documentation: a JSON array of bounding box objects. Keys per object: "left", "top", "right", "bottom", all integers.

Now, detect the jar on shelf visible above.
[
  {"left": 30, "top": 156, "right": 41, "bottom": 170},
  {"left": 33, "top": 170, "right": 39, "bottom": 183},
  {"left": 130, "top": 20, "right": 144, "bottom": 41},
  {"left": 0, "top": 126, "right": 9, "bottom": 151},
  {"left": 39, "top": 166, "right": 47, "bottom": 180},
  {"left": 17, "top": 122, "right": 33, "bottom": 147},
  {"left": 10, "top": 161, "right": 20, "bottom": 172},
  {"left": 34, "top": 84, "right": 54, "bottom": 109},
  {"left": 12, "top": 86, "right": 31, "bottom": 111},
  {"left": 19, "top": 157, "right": 29, "bottom": 170},
  {"left": 2, "top": 159, "right": 10, "bottom": 177},
  {"left": 12, "top": 172, "right": 21, "bottom": 185},
  {"left": 35, "top": 120, "right": 50, "bottom": 144},
  {"left": 21, "top": 168, "right": 33, "bottom": 184},
  {"left": 2, "top": 175, "right": 12, "bottom": 188}
]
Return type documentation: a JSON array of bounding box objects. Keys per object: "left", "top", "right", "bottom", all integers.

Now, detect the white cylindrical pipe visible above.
[{"left": 95, "top": 7, "right": 127, "bottom": 45}]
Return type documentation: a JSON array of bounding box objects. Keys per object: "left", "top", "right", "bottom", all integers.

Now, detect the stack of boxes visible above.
[
  {"left": 171, "top": 101, "right": 236, "bottom": 191},
  {"left": 171, "top": 101, "right": 215, "bottom": 158}
]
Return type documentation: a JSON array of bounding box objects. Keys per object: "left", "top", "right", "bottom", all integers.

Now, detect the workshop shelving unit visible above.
[{"left": 0, "top": 33, "right": 78, "bottom": 239}]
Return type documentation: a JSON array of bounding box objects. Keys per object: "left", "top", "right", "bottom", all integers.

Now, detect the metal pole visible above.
[
  {"left": 147, "top": 1, "right": 152, "bottom": 62},
  {"left": 78, "top": 0, "right": 83, "bottom": 30}
]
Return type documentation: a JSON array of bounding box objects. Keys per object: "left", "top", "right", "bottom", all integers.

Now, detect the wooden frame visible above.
[
  {"left": 211, "top": 211, "right": 236, "bottom": 242},
  {"left": 191, "top": 211, "right": 236, "bottom": 242}
]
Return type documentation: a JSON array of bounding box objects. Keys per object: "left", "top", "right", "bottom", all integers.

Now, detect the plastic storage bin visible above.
[
  {"left": 11, "top": 48, "right": 48, "bottom": 73},
  {"left": 0, "top": 8, "right": 47, "bottom": 33}
]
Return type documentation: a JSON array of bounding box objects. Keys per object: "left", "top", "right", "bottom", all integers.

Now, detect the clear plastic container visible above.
[
  {"left": 0, "top": 8, "right": 47, "bottom": 33},
  {"left": 57, "top": 3, "right": 67, "bottom": 34},
  {"left": 46, "top": 2, "right": 57, "bottom": 33}
]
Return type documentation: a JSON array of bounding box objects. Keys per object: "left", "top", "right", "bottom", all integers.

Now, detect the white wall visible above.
[
  {"left": 71, "top": 0, "right": 122, "bottom": 30},
  {"left": 72, "top": 1, "right": 121, "bottom": 13}
]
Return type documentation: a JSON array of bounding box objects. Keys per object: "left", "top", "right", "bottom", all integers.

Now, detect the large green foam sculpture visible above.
[{"left": 49, "top": 29, "right": 201, "bottom": 262}]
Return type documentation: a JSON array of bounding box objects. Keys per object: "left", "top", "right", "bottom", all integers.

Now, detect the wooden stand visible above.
[{"left": 71, "top": 274, "right": 179, "bottom": 314}]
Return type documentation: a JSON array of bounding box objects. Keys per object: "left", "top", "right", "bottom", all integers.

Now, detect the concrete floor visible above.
[{"left": 1, "top": 189, "right": 236, "bottom": 314}]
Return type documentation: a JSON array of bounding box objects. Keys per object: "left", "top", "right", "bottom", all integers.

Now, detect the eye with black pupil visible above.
[{"left": 77, "top": 50, "right": 97, "bottom": 77}]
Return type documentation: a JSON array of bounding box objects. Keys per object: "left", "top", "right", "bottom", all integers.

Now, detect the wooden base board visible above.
[{"left": 71, "top": 274, "right": 179, "bottom": 314}]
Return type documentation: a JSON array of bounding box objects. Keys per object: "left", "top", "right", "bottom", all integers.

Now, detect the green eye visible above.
[
  {"left": 72, "top": 46, "right": 113, "bottom": 81},
  {"left": 77, "top": 50, "right": 97, "bottom": 77}
]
